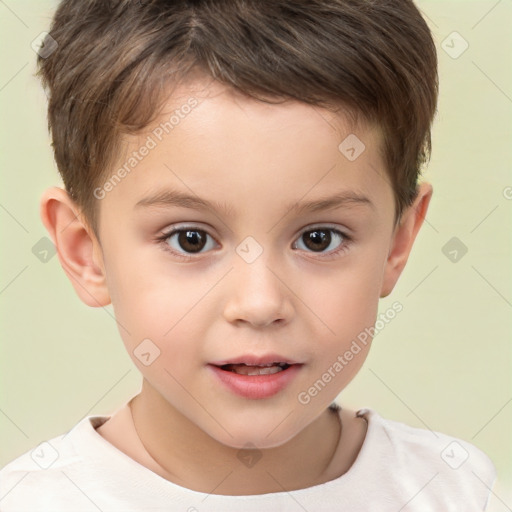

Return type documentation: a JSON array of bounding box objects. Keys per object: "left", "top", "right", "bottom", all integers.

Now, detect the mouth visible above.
[
  {"left": 208, "top": 357, "right": 303, "bottom": 399},
  {"left": 217, "top": 362, "right": 292, "bottom": 376}
]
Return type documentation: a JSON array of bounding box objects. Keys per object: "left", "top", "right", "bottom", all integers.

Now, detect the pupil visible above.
[
  {"left": 179, "top": 230, "right": 205, "bottom": 253},
  {"left": 306, "top": 230, "right": 330, "bottom": 252}
]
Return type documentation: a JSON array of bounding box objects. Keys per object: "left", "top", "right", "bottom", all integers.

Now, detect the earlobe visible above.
[
  {"left": 380, "top": 183, "right": 433, "bottom": 298},
  {"left": 39, "top": 186, "right": 111, "bottom": 307}
]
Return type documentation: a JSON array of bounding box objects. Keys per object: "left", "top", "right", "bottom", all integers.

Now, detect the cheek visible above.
[
  {"left": 308, "top": 255, "right": 385, "bottom": 333},
  {"left": 302, "top": 251, "right": 386, "bottom": 385},
  {"left": 103, "top": 245, "right": 204, "bottom": 354}
]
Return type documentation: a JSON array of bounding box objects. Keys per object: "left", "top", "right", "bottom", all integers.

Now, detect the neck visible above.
[{"left": 129, "top": 381, "right": 343, "bottom": 495}]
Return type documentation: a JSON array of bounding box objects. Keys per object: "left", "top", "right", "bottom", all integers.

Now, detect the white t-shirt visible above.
[{"left": 0, "top": 407, "right": 496, "bottom": 511}]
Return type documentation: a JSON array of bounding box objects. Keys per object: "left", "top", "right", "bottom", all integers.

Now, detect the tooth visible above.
[
  {"left": 247, "top": 366, "right": 283, "bottom": 375},
  {"left": 232, "top": 365, "right": 284, "bottom": 375}
]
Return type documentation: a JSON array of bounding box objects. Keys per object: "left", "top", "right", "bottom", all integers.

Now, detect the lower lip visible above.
[{"left": 208, "top": 364, "right": 302, "bottom": 400}]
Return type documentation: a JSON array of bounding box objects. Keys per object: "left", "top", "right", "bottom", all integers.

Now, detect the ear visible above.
[
  {"left": 380, "top": 182, "right": 433, "bottom": 298},
  {"left": 39, "top": 186, "right": 111, "bottom": 307}
]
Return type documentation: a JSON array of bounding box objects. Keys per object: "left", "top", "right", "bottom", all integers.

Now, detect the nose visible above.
[{"left": 222, "top": 255, "right": 294, "bottom": 328}]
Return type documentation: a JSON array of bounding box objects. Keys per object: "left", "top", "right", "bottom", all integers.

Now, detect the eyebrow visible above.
[{"left": 135, "top": 188, "right": 374, "bottom": 216}]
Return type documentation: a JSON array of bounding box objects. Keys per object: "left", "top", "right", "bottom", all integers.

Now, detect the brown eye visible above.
[
  {"left": 301, "top": 229, "right": 332, "bottom": 252},
  {"left": 161, "top": 227, "right": 217, "bottom": 257},
  {"left": 294, "top": 227, "right": 349, "bottom": 257},
  {"left": 175, "top": 230, "right": 207, "bottom": 253}
]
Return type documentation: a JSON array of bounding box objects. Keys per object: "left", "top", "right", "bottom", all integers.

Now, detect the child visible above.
[{"left": 0, "top": 0, "right": 497, "bottom": 510}]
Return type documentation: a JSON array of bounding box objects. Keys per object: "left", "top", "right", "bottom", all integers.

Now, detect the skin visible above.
[{"left": 40, "top": 78, "right": 432, "bottom": 495}]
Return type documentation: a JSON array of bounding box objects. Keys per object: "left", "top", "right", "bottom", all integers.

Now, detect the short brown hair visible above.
[{"left": 35, "top": 0, "right": 438, "bottom": 239}]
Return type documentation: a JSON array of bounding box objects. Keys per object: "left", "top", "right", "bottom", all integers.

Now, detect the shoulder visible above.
[
  {"left": 356, "top": 407, "right": 497, "bottom": 510},
  {"left": 366, "top": 408, "right": 496, "bottom": 474},
  {"left": 0, "top": 416, "right": 109, "bottom": 511}
]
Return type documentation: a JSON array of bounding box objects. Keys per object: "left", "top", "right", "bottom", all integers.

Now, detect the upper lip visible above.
[{"left": 209, "top": 353, "right": 301, "bottom": 366}]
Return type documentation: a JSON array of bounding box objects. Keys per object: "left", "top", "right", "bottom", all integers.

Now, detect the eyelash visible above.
[{"left": 155, "top": 225, "right": 353, "bottom": 262}]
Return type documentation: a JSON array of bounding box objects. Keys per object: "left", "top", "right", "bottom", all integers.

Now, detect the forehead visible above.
[
  {"left": 150, "top": 77, "right": 369, "bottom": 144},
  {"left": 100, "top": 78, "right": 392, "bottom": 222}
]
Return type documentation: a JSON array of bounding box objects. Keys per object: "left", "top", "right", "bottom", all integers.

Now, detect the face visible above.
[{"left": 93, "top": 78, "right": 396, "bottom": 449}]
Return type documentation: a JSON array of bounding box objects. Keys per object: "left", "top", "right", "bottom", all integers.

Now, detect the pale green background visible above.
[{"left": 1, "top": 0, "right": 511, "bottom": 508}]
